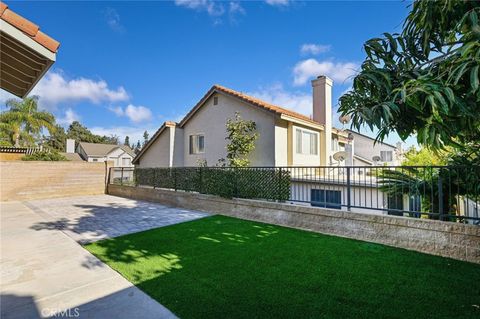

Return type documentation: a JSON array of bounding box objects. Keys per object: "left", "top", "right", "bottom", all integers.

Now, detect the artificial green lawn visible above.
[{"left": 85, "top": 215, "right": 480, "bottom": 319}]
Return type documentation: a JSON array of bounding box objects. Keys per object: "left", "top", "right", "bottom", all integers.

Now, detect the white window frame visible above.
[
  {"left": 189, "top": 134, "right": 205, "bottom": 154},
  {"left": 122, "top": 157, "right": 131, "bottom": 166},
  {"left": 380, "top": 150, "right": 393, "bottom": 162},
  {"left": 295, "top": 128, "right": 318, "bottom": 155}
]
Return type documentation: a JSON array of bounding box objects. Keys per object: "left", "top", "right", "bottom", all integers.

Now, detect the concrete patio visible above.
[{"left": 0, "top": 195, "right": 209, "bottom": 318}]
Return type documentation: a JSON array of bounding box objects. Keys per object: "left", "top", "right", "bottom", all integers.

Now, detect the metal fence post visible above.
[
  {"left": 278, "top": 167, "right": 282, "bottom": 202},
  {"left": 174, "top": 168, "right": 177, "bottom": 191},
  {"left": 120, "top": 167, "right": 124, "bottom": 186},
  {"left": 438, "top": 173, "right": 444, "bottom": 221},
  {"left": 199, "top": 167, "right": 203, "bottom": 194},
  {"left": 233, "top": 167, "right": 238, "bottom": 198},
  {"left": 346, "top": 166, "right": 351, "bottom": 211}
]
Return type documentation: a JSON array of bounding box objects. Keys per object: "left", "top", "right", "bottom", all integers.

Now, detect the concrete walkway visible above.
[{"left": 1, "top": 195, "right": 209, "bottom": 318}]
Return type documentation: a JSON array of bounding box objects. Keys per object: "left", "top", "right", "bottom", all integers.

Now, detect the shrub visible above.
[
  {"left": 22, "top": 150, "right": 68, "bottom": 161},
  {"left": 134, "top": 167, "right": 291, "bottom": 201}
]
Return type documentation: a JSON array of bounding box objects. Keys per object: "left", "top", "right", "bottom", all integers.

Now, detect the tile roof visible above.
[
  {"left": 79, "top": 142, "right": 135, "bottom": 158},
  {"left": 214, "top": 85, "right": 318, "bottom": 124},
  {"left": 0, "top": 2, "right": 60, "bottom": 53},
  {"left": 179, "top": 85, "right": 321, "bottom": 128}
]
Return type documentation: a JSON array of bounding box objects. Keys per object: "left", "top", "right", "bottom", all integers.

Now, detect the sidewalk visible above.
[{"left": 0, "top": 200, "right": 177, "bottom": 319}]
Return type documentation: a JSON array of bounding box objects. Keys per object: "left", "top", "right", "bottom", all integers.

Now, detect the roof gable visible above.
[
  {"left": 78, "top": 142, "right": 135, "bottom": 157},
  {"left": 179, "top": 85, "right": 320, "bottom": 128}
]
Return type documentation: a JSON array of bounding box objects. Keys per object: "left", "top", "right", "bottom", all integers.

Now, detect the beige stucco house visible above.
[
  {"left": 72, "top": 141, "right": 135, "bottom": 167},
  {"left": 134, "top": 76, "right": 350, "bottom": 168}
]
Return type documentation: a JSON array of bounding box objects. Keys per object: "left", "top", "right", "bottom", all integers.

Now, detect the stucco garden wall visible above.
[{"left": 1, "top": 161, "right": 110, "bottom": 201}]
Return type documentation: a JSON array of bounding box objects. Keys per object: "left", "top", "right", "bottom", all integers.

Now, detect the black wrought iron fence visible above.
[{"left": 109, "top": 166, "right": 480, "bottom": 225}]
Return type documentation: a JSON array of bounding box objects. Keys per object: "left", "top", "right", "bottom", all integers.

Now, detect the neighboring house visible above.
[
  {"left": 346, "top": 130, "right": 403, "bottom": 166},
  {"left": 134, "top": 76, "right": 350, "bottom": 168},
  {"left": 69, "top": 140, "right": 135, "bottom": 167}
]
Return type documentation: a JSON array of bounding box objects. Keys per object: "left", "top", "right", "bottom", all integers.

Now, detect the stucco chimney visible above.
[
  {"left": 66, "top": 139, "right": 75, "bottom": 153},
  {"left": 312, "top": 75, "right": 333, "bottom": 166}
]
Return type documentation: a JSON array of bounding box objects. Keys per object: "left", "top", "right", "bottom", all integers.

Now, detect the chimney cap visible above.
[{"left": 311, "top": 75, "right": 333, "bottom": 86}]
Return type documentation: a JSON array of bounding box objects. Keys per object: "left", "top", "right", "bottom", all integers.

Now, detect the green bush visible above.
[
  {"left": 134, "top": 167, "right": 291, "bottom": 201},
  {"left": 22, "top": 150, "right": 68, "bottom": 161}
]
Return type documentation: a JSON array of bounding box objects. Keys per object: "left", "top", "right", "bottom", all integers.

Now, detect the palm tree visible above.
[{"left": 0, "top": 96, "right": 56, "bottom": 147}]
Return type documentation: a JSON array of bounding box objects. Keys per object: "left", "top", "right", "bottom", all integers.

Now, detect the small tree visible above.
[
  {"left": 124, "top": 135, "right": 130, "bottom": 148},
  {"left": 134, "top": 140, "right": 141, "bottom": 154},
  {"left": 143, "top": 130, "right": 149, "bottom": 147},
  {"left": 224, "top": 112, "right": 259, "bottom": 167}
]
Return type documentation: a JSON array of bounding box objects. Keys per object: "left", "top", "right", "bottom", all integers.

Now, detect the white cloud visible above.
[
  {"left": 293, "top": 59, "right": 358, "bottom": 86},
  {"left": 31, "top": 71, "right": 129, "bottom": 109},
  {"left": 228, "top": 1, "right": 246, "bottom": 15},
  {"left": 174, "top": 0, "right": 225, "bottom": 16},
  {"left": 57, "top": 108, "right": 80, "bottom": 125},
  {"left": 90, "top": 125, "right": 158, "bottom": 145},
  {"left": 105, "top": 7, "right": 125, "bottom": 33},
  {"left": 248, "top": 83, "right": 312, "bottom": 117},
  {"left": 300, "top": 43, "right": 331, "bottom": 55},
  {"left": 109, "top": 104, "right": 153, "bottom": 123},
  {"left": 265, "top": 0, "right": 290, "bottom": 6}
]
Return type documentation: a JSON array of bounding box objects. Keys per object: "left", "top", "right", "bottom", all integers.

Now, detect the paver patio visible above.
[{"left": 0, "top": 195, "right": 209, "bottom": 318}]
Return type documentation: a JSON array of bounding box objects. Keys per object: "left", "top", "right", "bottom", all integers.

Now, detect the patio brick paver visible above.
[{"left": 25, "top": 194, "right": 210, "bottom": 243}]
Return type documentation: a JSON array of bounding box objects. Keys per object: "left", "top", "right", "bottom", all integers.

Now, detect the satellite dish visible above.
[
  {"left": 372, "top": 155, "right": 381, "bottom": 163},
  {"left": 339, "top": 115, "right": 351, "bottom": 125},
  {"left": 333, "top": 151, "right": 348, "bottom": 162}
]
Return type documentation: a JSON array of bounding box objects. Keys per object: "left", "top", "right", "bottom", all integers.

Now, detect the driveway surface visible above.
[{"left": 1, "top": 195, "right": 209, "bottom": 318}]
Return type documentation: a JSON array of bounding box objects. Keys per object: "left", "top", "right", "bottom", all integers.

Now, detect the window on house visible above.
[
  {"left": 122, "top": 158, "right": 131, "bottom": 166},
  {"left": 189, "top": 135, "right": 205, "bottom": 154},
  {"left": 331, "top": 137, "right": 339, "bottom": 152},
  {"left": 296, "top": 129, "right": 318, "bottom": 155},
  {"left": 311, "top": 189, "right": 341, "bottom": 209},
  {"left": 213, "top": 96, "right": 218, "bottom": 105},
  {"left": 380, "top": 151, "right": 393, "bottom": 162}
]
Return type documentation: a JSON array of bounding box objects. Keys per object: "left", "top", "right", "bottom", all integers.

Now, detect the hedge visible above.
[{"left": 134, "top": 167, "right": 291, "bottom": 201}]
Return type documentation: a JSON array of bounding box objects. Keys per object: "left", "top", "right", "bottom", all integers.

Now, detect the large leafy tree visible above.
[
  {"left": 66, "top": 121, "right": 118, "bottom": 145},
  {"left": 45, "top": 124, "right": 67, "bottom": 151},
  {"left": 339, "top": 1, "right": 480, "bottom": 164},
  {"left": 0, "top": 96, "right": 56, "bottom": 147}
]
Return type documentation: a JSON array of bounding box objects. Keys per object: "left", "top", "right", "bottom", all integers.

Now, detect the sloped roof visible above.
[
  {"left": 79, "top": 142, "right": 135, "bottom": 157},
  {"left": 0, "top": 3, "right": 60, "bottom": 53},
  {"left": 179, "top": 84, "right": 320, "bottom": 128},
  {"left": 60, "top": 152, "right": 84, "bottom": 161}
]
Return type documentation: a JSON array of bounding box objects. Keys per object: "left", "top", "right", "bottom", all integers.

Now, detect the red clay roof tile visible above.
[
  {"left": 213, "top": 84, "right": 318, "bottom": 125},
  {"left": 0, "top": 3, "right": 59, "bottom": 54}
]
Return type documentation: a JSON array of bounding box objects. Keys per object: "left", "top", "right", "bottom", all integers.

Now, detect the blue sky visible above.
[{"left": 2, "top": 0, "right": 415, "bottom": 146}]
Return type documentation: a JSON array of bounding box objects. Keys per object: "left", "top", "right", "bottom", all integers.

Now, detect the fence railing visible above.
[
  {"left": 0, "top": 146, "right": 44, "bottom": 154},
  {"left": 109, "top": 166, "right": 480, "bottom": 225}
]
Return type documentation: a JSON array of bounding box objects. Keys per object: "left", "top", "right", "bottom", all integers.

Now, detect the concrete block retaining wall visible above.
[
  {"left": 108, "top": 184, "right": 480, "bottom": 264},
  {"left": 1, "top": 161, "right": 110, "bottom": 201}
]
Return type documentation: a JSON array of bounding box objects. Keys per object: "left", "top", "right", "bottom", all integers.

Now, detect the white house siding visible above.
[
  {"left": 350, "top": 132, "right": 398, "bottom": 165},
  {"left": 137, "top": 128, "right": 171, "bottom": 168},
  {"left": 182, "top": 93, "right": 276, "bottom": 167},
  {"left": 172, "top": 127, "right": 184, "bottom": 167},
  {"left": 289, "top": 180, "right": 388, "bottom": 215},
  {"left": 274, "top": 119, "right": 288, "bottom": 167}
]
